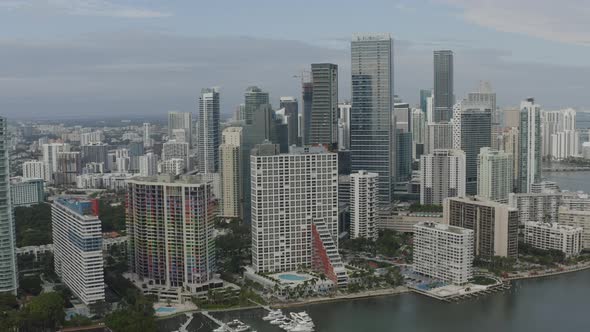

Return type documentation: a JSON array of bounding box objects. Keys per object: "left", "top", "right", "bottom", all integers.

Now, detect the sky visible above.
[{"left": 1, "top": 0, "right": 590, "bottom": 120}]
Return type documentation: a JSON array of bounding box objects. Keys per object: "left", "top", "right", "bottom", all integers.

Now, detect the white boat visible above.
[
  {"left": 234, "top": 324, "right": 250, "bottom": 332},
  {"left": 271, "top": 318, "right": 289, "bottom": 325},
  {"left": 262, "top": 309, "right": 284, "bottom": 321}
]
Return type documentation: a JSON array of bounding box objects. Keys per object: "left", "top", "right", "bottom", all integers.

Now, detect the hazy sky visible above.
[{"left": 1, "top": 0, "right": 590, "bottom": 119}]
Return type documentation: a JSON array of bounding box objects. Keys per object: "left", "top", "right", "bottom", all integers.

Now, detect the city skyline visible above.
[{"left": 1, "top": 1, "right": 590, "bottom": 119}]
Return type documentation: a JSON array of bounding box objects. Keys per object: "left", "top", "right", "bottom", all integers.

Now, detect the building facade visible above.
[
  {"left": 0, "top": 117, "right": 17, "bottom": 294},
  {"left": 198, "top": 88, "right": 221, "bottom": 174},
  {"left": 559, "top": 207, "right": 590, "bottom": 249},
  {"left": 22, "top": 160, "right": 45, "bottom": 180},
  {"left": 219, "top": 127, "right": 243, "bottom": 219},
  {"left": 433, "top": 50, "right": 454, "bottom": 122},
  {"left": 523, "top": 222, "right": 582, "bottom": 257},
  {"left": 309, "top": 63, "right": 338, "bottom": 146},
  {"left": 167, "top": 112, "right": 192, "bottom": 147},
  {"left": 420, "top": 149, "right": 466, "bottom": 205},
  {"left": 10, "top": 177, "right": 44, "bottom": 207},
  {"left": 350, "top": 171, "right": 378, "bottom": 240},
  {"left": 508, "top": 192, "right": 561, "bottom": 224},
  {"left": 477, "top": 148, "right": 513, "bottom": 203},
  {"left": 518, "top": 98, "right": 542, "bottom": 193}
]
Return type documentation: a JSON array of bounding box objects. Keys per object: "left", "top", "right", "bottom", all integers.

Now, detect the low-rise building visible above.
[
  {"left": 508, "top": 192, "right": 561, "bottom": 224},
  {"left": 413, "top": 221, "right": 474, "bottom": 285},
  {"left": 523, "top": 222, "right": 582, "bottom": 257},
  {"left": 559, "top": 207, "right": 590, "bottom": 249},
  {"left": 10, "top": 177, "right": 44, "bottom": 207}
]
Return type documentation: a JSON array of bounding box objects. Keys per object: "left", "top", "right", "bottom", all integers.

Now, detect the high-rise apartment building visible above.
[
  {"left": 198, "top": 88, "right": 221, "bottom": 174},
  {"left": 143, "top": 122, "right": 152, "bottom": 148},
  {"left": 412, "top": 109, "right": 426, "bottom": 160},
  {"left": 424, "top": 122, "right": 453, "bottom": 155},
  {"left": 162, "top": 140, "right": 190, "bottom": 172},
  {"left": 444, "top": 197, "right": 519, "bottom": 259},
  {"left": 524, "top": 222, "right": 582, "bottom": 257},
  {"left": 350, "top": 33, "right": 394, "bottom": 206},
  {"left": 139, "top": 152, "right": 158, "bottom": 176},
  {"left": 518, "top": 98, "right": 542, "bottom": 193},
  {"left": 433, "top": 50, "right": 454, "bottom": 122},
  {"left": 542, "top": 108, "right": 578, "bottom": 160},
  {"left": 477, "top": 148, "right": 513, "bottom": 203},
  {"left": 498, "top": 127, "right": 520, "bottom": 189},
  {"left": 558, "top": 207, "right": 590, "bottom": 249},
  {"left": 413, "top": 221, "right": 474, "bottom": 285},
  {"left": 219, "top": 127, "right": 243, "bottom": 219},
  {"left": 420, "top": 149, "right": 466, "bottom": 205},
  {"left": 22, "top": 160, "right": 45, "bottom": 180},
  {"left": 42, "top": 142, "right": 71, "bottom": 183},
  {"left": 80, "top": 131, "right": 104, "bottom": 146},
  {"left": 309, "top": 63, "right": 338, "bottom": 146},
  {"left": 55, "top": 151, "right": 81, "bottom": 186},
  {"left": 52, "top": 197, "right": 104, "bottom": 305},
  {"left": 508, "top": 192, "right": 561, "bottom": 224},
  {"left": 167, "top": 112, "right": 193, "bottom": 147},
  {"left": 10, "top": 177, "right": 44, "bottom": 207},
  {"left": 0, "top": 117, "right": 17, "bottom": 294},
  {"left": 350, "top": 171, "right": 378, "bottom": 240},
  {"left": 126, "top": 175, "right": 217, "bottom": 302}
]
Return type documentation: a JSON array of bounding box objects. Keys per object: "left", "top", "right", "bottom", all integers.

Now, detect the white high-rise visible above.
[
  {"left": 559, "top": 207, "right": 590, "bottom": 249},
  {"left": 198, "top": 88, "right": 221, "bottom": 174},
  {"left": 524, "top": 222, "right": 582, "bottom": 257},
  {"left": 0, "top": 117, "right": 17, "bottom": 294},
  {"left": 508, "top": 192, "right": 561, "bottom": 224},
  {"left": 350, "top": 170, "right": 378, "bottom": 240},
  {"left": 519, "top": 98, "right": 542, "bottom": 193},
  {"left": 42, "top": 142, "right": 70, "bottom": 183},
  {"left": 139, "top": 152, "right": 158, "bottom": 176},
  {"left": 52, "top": 197, "right": 105, "bottom": 305},
  {"left": 424, "top": 122, "right": 453, "bottom": 155},
  {"left": 542, "top": 108, "right": 578, "bottom": 160},
  {"left": 22, "top": 160, "right": 45, "bottom": 180},
  {"left": 337, "top": 102, "right": 352, "bottom": 150},
  {"left": 219, "top": 127, "right": 243, "bottom": 219},
  {"left": 143, "top": 122, "right": 152, "bottom": 147},
  {"left": 168, "top": 112, "right": 192, "bottom": 147},
  {"left": 413, "top": 221, "right": 473, "bottom": 285},
  {"left": 420, "top": 149, "right": 466, "bottom": 205},
  {"left": 162, "top": 140, "right": 190, "bottom": 172},
  {"left": 477, "top": 147, "right": 513, "bottom": 203}
]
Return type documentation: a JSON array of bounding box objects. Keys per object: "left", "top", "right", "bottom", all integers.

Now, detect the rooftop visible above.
[{"left": 416, "top": 221, "right": 472, "bottom": 235}]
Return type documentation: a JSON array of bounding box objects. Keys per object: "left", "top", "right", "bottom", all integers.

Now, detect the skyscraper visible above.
[
  {"left": 412, "top": 109, "right": 426, "bottom": 160},
  {"left": 42, "top": 142, "right": 70, "bottom": 183},
  {"left": 244, "top": 86, "right": 270, "bottom": 124},
  {"left": 337, "top": 102, "right": 352, "bottom": 151},
  {"left": 301, "top": 80, "right": 313, "bottom": 145},
  {"left": 467, "top": 82, "right": 498, "bottom": 148},
  {"left": 279, "top": 96, "right": 299, "bottom": 147},
  {"left": 477, "top": 147, "right": 513, "bottom": 203},
  {"left": 143, "top": 122, "right": 152, "bottom": 148},
  {"left": 139, "top": 152, "right": 158, "bottom": 176},
  {"left": 433, "top": 50, "right": 454, "bottom": 122},
  {"left": 420, "top": 149, "right": 466, "bottom": 205},
  {"left": 126, "top": 175, "right": 217, "bottom": 301},
  {"left": 452, "top": 99, "right": 492, "bottom": 195},
  {"left": 52, "top": 197, "right": 104, "bottom": 305},
  {"left": 350, "top": 170, "right": 378, "bottom": 240},
  {"left": 219, "top": 127, "right": 243, "bottom": 219},
  {"left": 519, "top": 98, "right": 542, "bottom": 193},
  {"left": 424, "top": 122, "right": 453, "bottom": 155},
  {"left": 167, "top": 112, "right": 192, "bottom": 147},
  {"left": 198, "top": 88, "right": 221, "bottom": 174},
  {"left": 0, "top": 117, "right": 17, "bottom": 294},
  {"left": 309, "top": 63, "right": 338, "bottom": 146},
  {"left": 350, "top": 33, "right": 394, "bottom": 207},
  {"left": 162, "top": 140, "right": 190, "bottom": 172},
  {"left": 419, "top": 89, "right": 432, "bottom": 114}
]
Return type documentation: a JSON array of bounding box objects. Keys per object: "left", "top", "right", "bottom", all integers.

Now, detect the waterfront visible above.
[{"left": 158, "top": 268, "right": 590, "bottom": 332}]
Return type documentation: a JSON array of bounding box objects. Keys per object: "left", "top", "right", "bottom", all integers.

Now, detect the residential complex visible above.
[
  {"left": 219, "top": 127, "right": 243, "bottom": 219},
  {"left": 350, "top": 170, "right": 378, "bottom": 240},
  {"left": 508, "top": 192, "right": 561, "bottom": 224},
  {"left": 518, "top": 98, "right": 542, "bottom": 193},
  {"left": 198, "top": 87, "right": 221, "bottom": 173},
  {"left": 477, "top": 148, "right": 513, "bottom": 203},
  {"left": 420, "top": 149, "right": 466, "bottom": 205},
  {"left": 523, "top": 222, "right": 582, "bottom": 257},
  {"left": 0, "top": 117, "right": 17, "bottom": 294},
  {"left": 10, "top": 177, "right": 44, "bottom": 207},
  {"left": 559, "top": 207, "right": 590, "bottom": 249}
]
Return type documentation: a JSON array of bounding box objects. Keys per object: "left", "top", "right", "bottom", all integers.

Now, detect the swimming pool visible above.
[
  {"left": 155, "top": 307, "right": 176, "bottom": 313},
  {"left": 278, "top": 274, "right": 307, "bottom": 281}
]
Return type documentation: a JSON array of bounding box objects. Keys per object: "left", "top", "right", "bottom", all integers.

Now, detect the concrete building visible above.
[
  {"left": 143, "top": 122, "right": 152, "bottom": 148},
  {"left": 503, "top": 107, "right": 520, "bottom": 128},
  {"left": 10, "top": 177, "right": 44, "bottom": 207},
  {"left": 498, "top": 126, "right": 520, "bottom": 189},
  {"left": 198, "top": 87, "right": 221, "bottom": 174},
  {"left": 52, "top": 197, "right": 105, "bottom": 305},
  {"left": 219, "top": 127, "right": 243, "bottom": 219},
  {"left": 55, "top": 151, "right": 81, "bottom": 186},
  {"left": 81, "top": 143, "right": 109, "bottom": 168},
  {"left": 524, "top": 222, "right": 582, "bottom": 257},
  {"left": 22, "top": 160, "right": 45, "bottom": 180},
  {"left": 542, "top": 108, "right": 578, "bottom": 160},
  {"left": 250, "top": 143, "right": 347, "bottom": 285},
  {"left": 412, "top": 109, "right": 426, "bottom": 160},
  {"left": 139, "top": 152, "right": 158, "bottom": 177},
  {"left": 244, "top": 86, "right": 270, "bottom": 125},
  {"left": 126, "top": 175, "right": 217, "bottom": 302},
  {"left": 0, "top": 117, "right": 17, "bottom": 294},
  {"left": 162, "top": 140, "right": 189, "bottom": 172},
  {"left": 350, "top": 171, "right": 378, "bottom": 240},
  {"left": 80, "top": 131, "right": 104, "bottom": 146},
  {"left": 508, "top": 192, "right": 561, "bottom": 224},
  {"left": 559, "top": 207, "right": 590, "bottom": 249},
  {"left": 167, "top": 112, "right": 192, "bottom": 147},
  {"left": 518, "top": 98, "right": 542, "bottom": 193},
  {"left": 420, "top": 149, "right": 466, "bottom": 205},
  {"left": 159, "top": 158, "right": 185, "bottom": 176},
  {"left": 42, "top": 142, "right": 70, "bottom": 183},
  {"left": 279, "top": 97, "right": 299, "bottom": 147},
  {"left": 424, "top": 122, "right": 453, "bottom": 155},
  {"left": 350, "top": 33, "right": 394, "bottom": 207},
  {"left": 433, "top": 50, "right": 454, "bottom": 122},
  {"left": 309, "top": 63, "right": 338, "bottom": 146},
  {"left": 444, "top": 197, "right": 519, "bottom": 259},
  {"left": 337, "top": 102, "right": 351, "bottom": 150},
  {"left": 477, "top": 148, "right": 513, "bottom": 203},
  {"left": 413, "top": 221, "right": 474, "bottom": 285}
]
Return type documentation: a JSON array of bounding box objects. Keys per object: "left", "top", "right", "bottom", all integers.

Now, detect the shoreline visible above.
[{"left": 502, "top": 262, "right": 590, "bottom": 281}]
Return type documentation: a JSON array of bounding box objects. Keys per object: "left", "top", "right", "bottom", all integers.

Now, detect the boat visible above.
[
  {"left": 213, "top": 325, "right": 227, "bottom": 332},
  {"left": 271, "top": 318, "right": 289, "bottom": 325},
  {"left": 234, "top": 324, "right": 250, "bottom": 332},
  {"left": 262, "top": 309, "right": 284, "bottom": 321}
]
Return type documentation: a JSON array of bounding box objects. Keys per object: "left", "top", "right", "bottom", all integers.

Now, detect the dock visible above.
[{"left": 411, "top": 280, "right": 511, "bottom": 303}]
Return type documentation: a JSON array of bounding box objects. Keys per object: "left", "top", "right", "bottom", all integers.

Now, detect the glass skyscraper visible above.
[
  {"left": 350, "top": 33, "right": 394, "bottom": 206},
  {"left": 198, "top": 87, "right": 221, "bottom": 174},
  {"left": 309, "top": 63, "right": 338, "bottom": 146},
  {"left": 244, "top": 86, "right": 270, "bottom": 125},
  {"left": 519, "top": 98, "right": 542, "bottom": 193},
  {"left": 0, "top": 117, "right": 17, "bottom": 294},
  {"left": 433, "top": 50, "right": 454, "bottom": 122}
]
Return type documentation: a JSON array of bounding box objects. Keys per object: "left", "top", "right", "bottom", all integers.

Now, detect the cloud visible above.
[
  {"left": 0, "top": 32, "right": 589, "bottom": 120},
  {"left": 437, "top": 0, "right": 590, "bottom": 45},
  {"left": 0, "top": 0, "right": 171, "bottom": 18}
]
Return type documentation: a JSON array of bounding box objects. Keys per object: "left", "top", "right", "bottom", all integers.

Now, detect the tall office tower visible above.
[
  {"left": 167, "top": 112, "right": 192, "bottom": 147},
  {"left": 10, "top": 177, "right": 44, "bottom": 207},
  {"left": 22, "top": 160, "right": 45, "bottom": 180},
  {"left": 337, "top": 102, "right": 352, "bottom": 150},
  {"left": 477, "top": 147, "right": 513, "bottom": 203},
  {"left": 452, "top": 99, "right": 492, "bottom": 195},
  {"left": 279, "top": 97, "right": 299, "bottom": 147},
  {"left": 81, "top": 143, "right": 109, "bottom": 166},
  {"left": 518, "top": 98, "right": 542, "bottom": 193},
  {"left": 419, "top": 89, "right": 432, "bottom": 115},
  {"left": 139, "top": 152, "right": 157, "bottom": 176},
  {"left": 219, "top": 127, "right": 243, "bottom": 219},
  {"left": 424, "top": 122, "right": 453, "bottom": 155},
  {"left": 244, "top": 86, "right": 270, "bottom": 124},
  {"left": 301, "top": 80, "right": 314, "bottom": 145},
  {"left": 143, "top": 122, "right": 152, "bottom": 147},
  {"left": 52, "top": 197, "right": 104, "bottom": 305},
  {"left": 251, "top": 143, "right": 347, "bottom": 284},
  {"left": 393, "top": 102, "right": 411, "bottom": 132},
  {"left": 433, "top": 50, "right": 454, "bottom": 122},
  {"left": 396, "top": 131, "right": 413, "bottom": 182},
  {"left": 162, "top": 140, "right": 190, "bottom": 172},
  {"left": 55, "top": 151, "right": 81, "bottom": 186},
  {"left": 412, "top": 109, "right": 426, "bottom": 160},
  {"left": 0, "top": 118, "right": 17, "bottom": 294},
  {"left": 413, "top": 221, "right": 474, "bottom": 285},
  {"left": 308, "top": 63, "right": 338, "bottom": 146},
  {"left": 126, "top": 175, "right": 217, "bottom": 301},
  {"left": 420, "top": 149, "right": 466, "bottom": 205},
  {"left": 80, "top": 131, "right": 104, "bottom": 146},
  {"left": 350, "top": 170, "right": 378, "bottom": 240},
  {"left": 350, "top": 33, "right": 394, "bottom": 207},
  {"left": 499, "top": 127, "right": 520, "bottom": 190},
  {"left": 444, "top": 197, "right": 519, "bottom": 259},
  {"left": 128, "top": 141, "right": 144, "bottom": 172},
  {"left": 198, "top": 88, "right": 221, "bottom": 174},
  {"left": 42, "top": 142, "right": 70, "bottom": 183},
  {"left": 467, "top": 82, "right": 498, "bottom": 148},
  {"left": 508, "top": 192, "right": 561, "bottom": 224}
]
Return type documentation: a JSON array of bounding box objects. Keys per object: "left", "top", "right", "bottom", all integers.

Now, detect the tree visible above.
[
  {"left": 105, "top": 295, "right": 157, "bottom": 332},
  {"left": 19, "top": 292, "right": 65, "bottom": 331}
]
